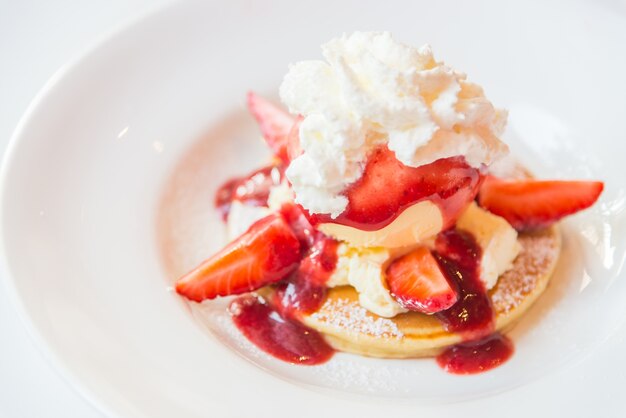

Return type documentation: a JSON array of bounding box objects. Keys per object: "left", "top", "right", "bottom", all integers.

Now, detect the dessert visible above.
[{"left": 174, "top": 32, "right": 604, "bottom": 374}]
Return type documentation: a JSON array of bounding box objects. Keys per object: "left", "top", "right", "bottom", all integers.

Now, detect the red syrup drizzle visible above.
[
  {"left": 274, "top": 234, "right": 340, "bottom": 317},
  {"left": 230, "top": 295, "right": 334, "bottom": 365},
  {"left": 274, "top": 203, "right": 340, "bottom": 317},
  {"left": 228, "top": 203, "right": 339, "bottom": 365},
  {"left": 433, "top": 229, "right": 514, "bottom": 374},
  {"left": 215, "top": 164, "right": 284, "bottom": 220},
  {"left": 308, "top": 146, "right": 482, "bottom": 231},
  {"left": 215, "top": 157, "right": 510, "bottom": 372}
]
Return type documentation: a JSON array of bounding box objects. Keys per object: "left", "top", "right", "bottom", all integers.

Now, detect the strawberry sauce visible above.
[
  {"left": 215, "top": 164, "right": 283, "bottom": 220},
  {"left": 434, "top": 229, "right": 494, "bottom": 340},
  {"left": 274, "top": 235, "right": 339, "bottom": 316},
  {"left": 222, "top": 201, "right": 339, "bottom": 365},
  {"left": 309, "top": 148, "right": 482, "bottom": 231},
  {"left": 216, "top": 159, "right": 511, "bottom": 374},
  {"left": 433, "top": 229, "right": 514, "bottom": 374},
  {"left": 273, "top": 204, "right": 340, "bottom": 317},
  {"left": 436, "top": 333, "right": 514, "bottom": 375},
  {"left": 230, "top": 295, "right": 335, "bottom": 365}
]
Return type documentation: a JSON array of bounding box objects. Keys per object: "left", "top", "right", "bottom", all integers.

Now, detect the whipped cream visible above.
[{"left": 281, "top": 31, "right": 509, "bottom": 217}]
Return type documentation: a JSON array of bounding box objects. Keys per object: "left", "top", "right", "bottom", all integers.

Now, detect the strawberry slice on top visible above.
[
  {"left": 175, "top": 213, "right": 301, "bottom": 302},
  {"left": 310, "top": 146, "right": 482, "bottom": 231},
  {"left": 386, "top": 246, "right": 459, "bottom": 314},
  {"left": 247, "top": 92, "right": 297, "bottom": 163},
  {"left": 478, "top": 176, "right": 604, "bottom": 231}
]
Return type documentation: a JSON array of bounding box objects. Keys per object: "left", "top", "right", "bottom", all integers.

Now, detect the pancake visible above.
[{"left": 298, "top": 227, "right": 561, "bottom": 358}]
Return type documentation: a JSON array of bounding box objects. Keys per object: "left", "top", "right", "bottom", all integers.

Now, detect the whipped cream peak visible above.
[{"left": 281, "top": 31, "right": 508, "bottom": 217}]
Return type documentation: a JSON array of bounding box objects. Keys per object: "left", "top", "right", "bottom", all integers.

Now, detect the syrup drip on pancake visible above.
[
  {"left": 228, "top": 204, "right": 340, "bottom": 365},
  {"left": 433, "top": 229, "right": 514, "bottom": 374},
  {"left": 434, "top": 229, "right": 494, "bottom": 340},
  {"left": 274, "top": 235, "right": 340, "bottom": 316}
]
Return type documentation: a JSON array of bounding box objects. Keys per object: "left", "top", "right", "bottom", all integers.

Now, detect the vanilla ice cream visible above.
[
  {"left": 317, "top": 200, "right": 443, "bottom": 248},
  {"left": 456, "top": 202, "right": 521, "bottom": 289}
]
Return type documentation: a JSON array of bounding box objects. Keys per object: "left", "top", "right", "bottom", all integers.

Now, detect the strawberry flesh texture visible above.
[
  {"left": 386, "top": 246, "right": 459, "bottom": 314},
  {"left": 247, "top": 91, "right": 296, "bottom": 163},
  {"left": 310, "top": 146, "right": 482, "bottom": 231},
  {"left": 478, "top": 176, "right": 604, "bottom": 231},
  {"left": 175, "top": 213, "right": 301, "bottom": 302}
]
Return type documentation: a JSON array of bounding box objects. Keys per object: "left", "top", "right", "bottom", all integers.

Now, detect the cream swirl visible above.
[{"left": 280, "top": 31, "right": 508, "bottom": 217}]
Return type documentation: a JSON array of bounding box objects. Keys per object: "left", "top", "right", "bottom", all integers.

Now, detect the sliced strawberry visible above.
[
  {"left": 247, "top": 92, "right": 295, "bottom": 163},
  {"left": 175, "top": 213, "right": 301, "bottom": 302},
  {"left": 478, "top": 176, "right": 604, "bottom": 231},
  {"left": 311, "top": 146, "right": 482, "bottom": 231},
  {"left": 386, "top": 246, "right": 459, "bottom": 314}
]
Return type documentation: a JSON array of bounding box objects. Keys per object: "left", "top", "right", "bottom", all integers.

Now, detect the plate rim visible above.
[{"left": 0, "top": 1, "right": 182, "bottom": 417}]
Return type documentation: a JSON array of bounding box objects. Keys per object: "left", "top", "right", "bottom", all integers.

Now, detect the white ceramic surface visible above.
[{"left": 2, "top": 0, "right": 626, "bottom": 417}]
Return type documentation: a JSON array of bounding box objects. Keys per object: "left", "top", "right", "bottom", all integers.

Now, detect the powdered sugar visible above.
[
  {"left": 491, "top": 229, "right": 561, "bottom": 314},
  {"left": 311, "top": 355, "right": 414, "bottom": 394},
  {"left": 310, "top": 298, "right": 404, "bottom": 339}
]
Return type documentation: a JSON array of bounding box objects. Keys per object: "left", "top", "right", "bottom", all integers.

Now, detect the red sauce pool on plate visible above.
[
  {"left": 436, "top": 333, "right": 514, "bottom": 375},
  {"left": 230, "top": 295, "right": 334, "bottom": 365}
]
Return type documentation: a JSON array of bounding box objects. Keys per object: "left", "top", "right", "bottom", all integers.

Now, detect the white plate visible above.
[{"left": 2, "top": 0, "right": 626, "bottom": 417}]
